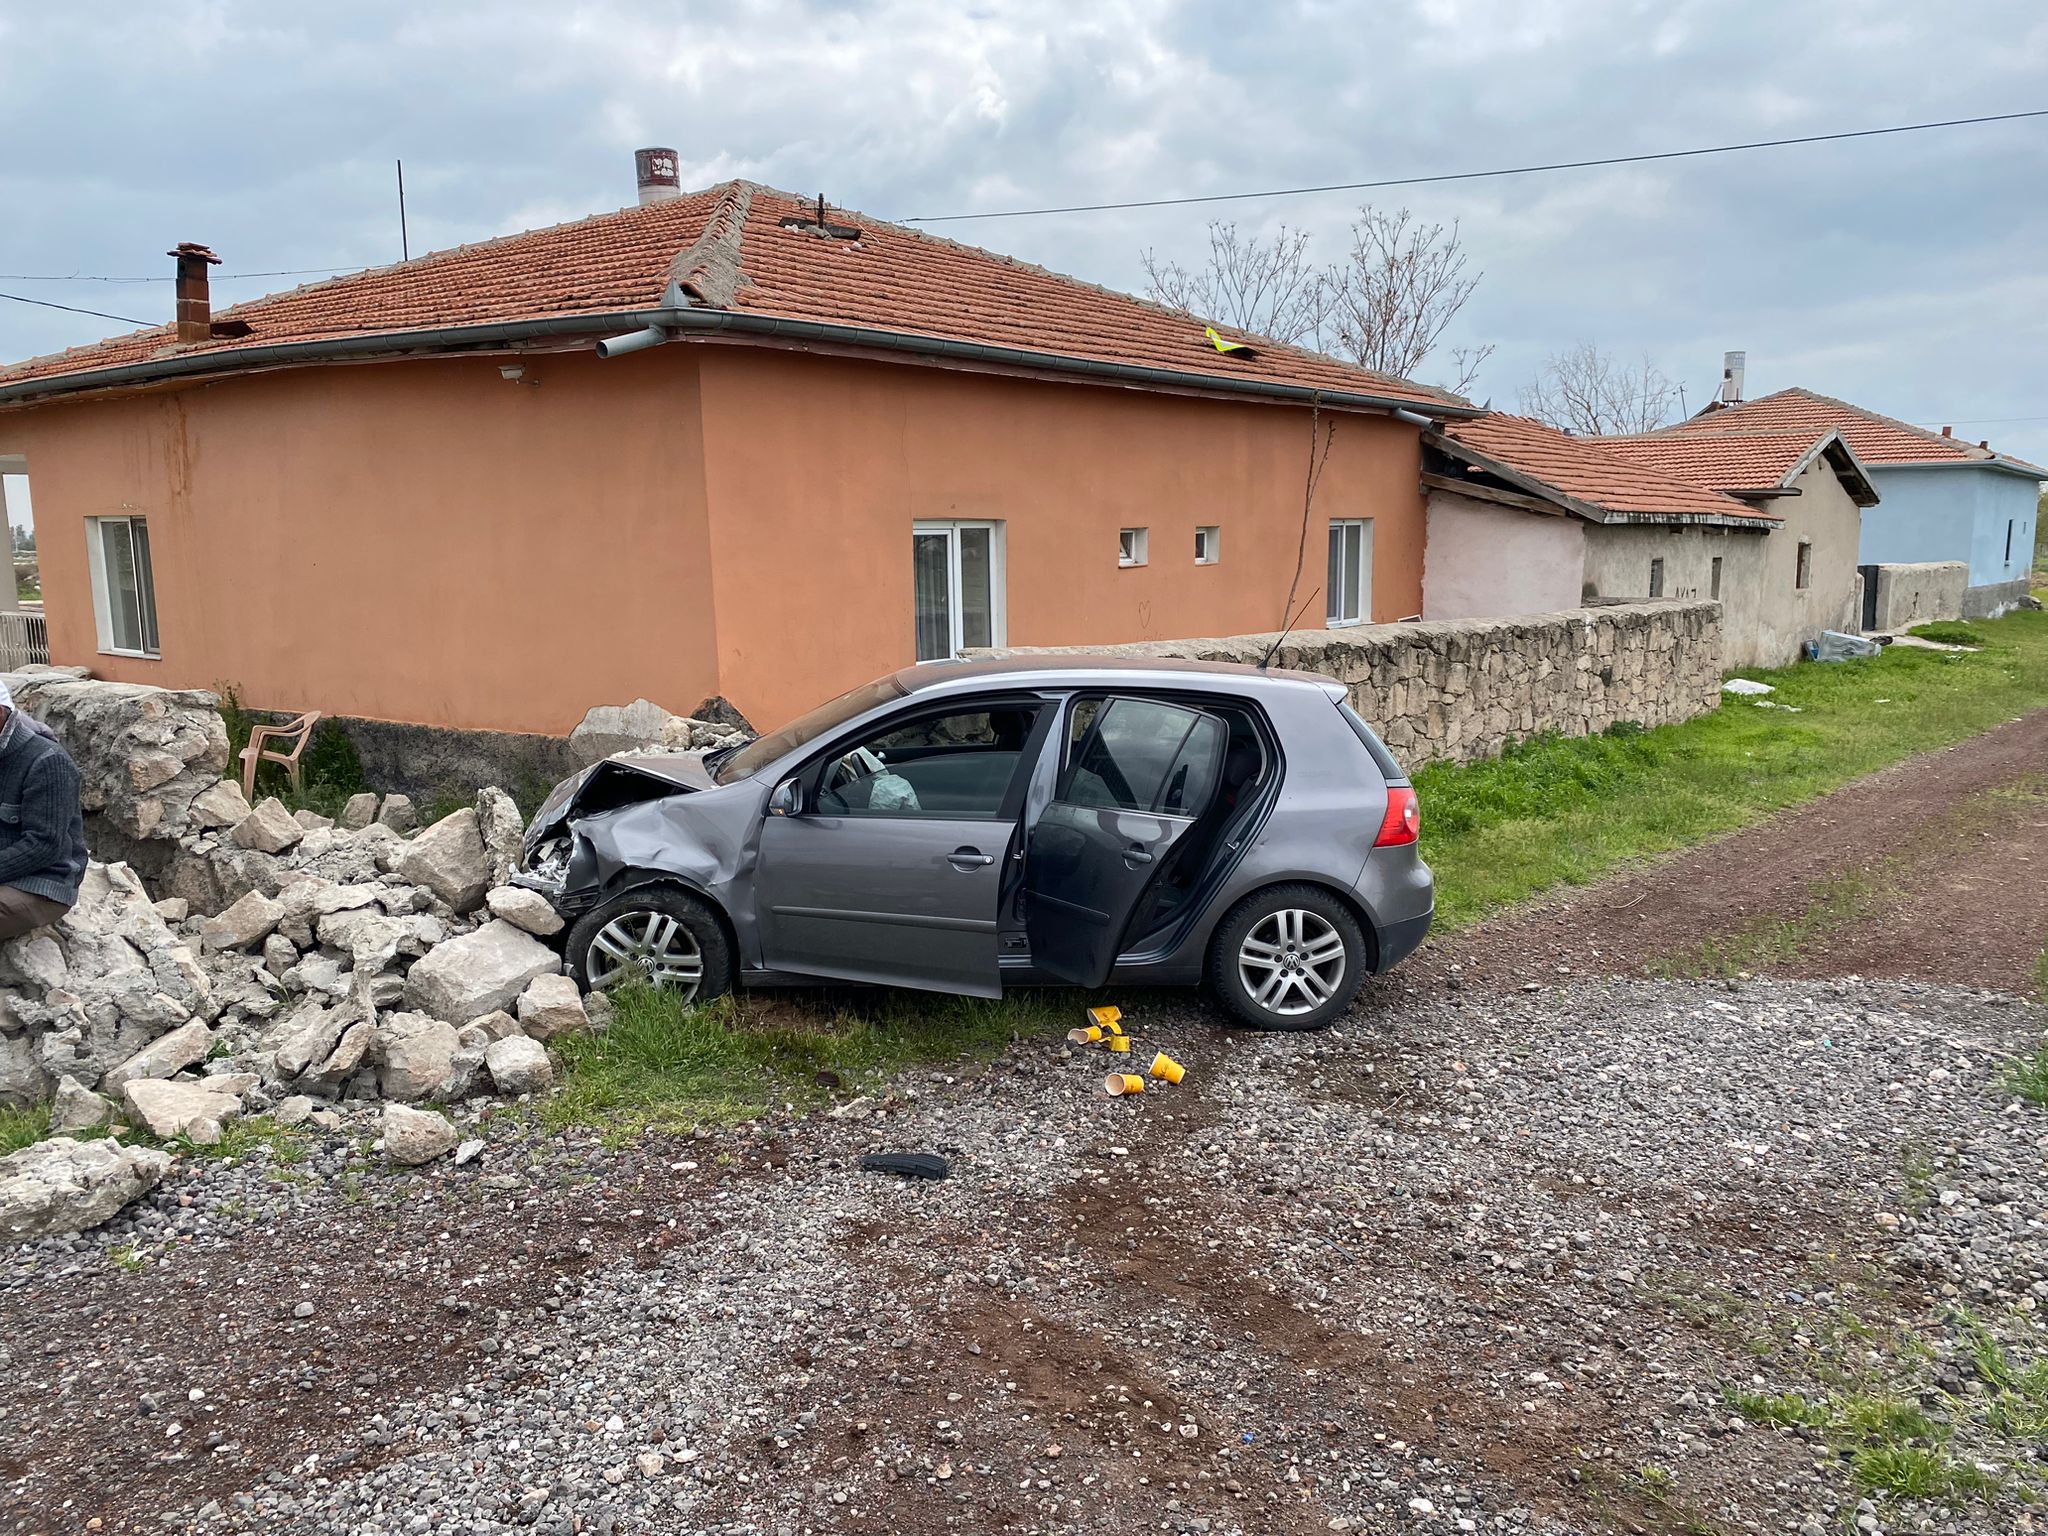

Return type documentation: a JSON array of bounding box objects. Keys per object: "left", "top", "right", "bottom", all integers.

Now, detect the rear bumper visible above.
[{"left": 1373, "top": 907, "right": 1434, "bottom": 973}]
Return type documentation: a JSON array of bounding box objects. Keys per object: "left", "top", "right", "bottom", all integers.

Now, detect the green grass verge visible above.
[
  {"left": 1415, "top": 603, "right": 2048, "bottom": 930},
  {"left": 542, "top": 982, "right": 1075, "bottom": 1142},
  {"left": 0, "top": 1103, "right": 50, "bottom": 1154}
]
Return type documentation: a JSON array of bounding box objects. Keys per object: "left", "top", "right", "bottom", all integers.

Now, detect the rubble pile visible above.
[{"left": 0, "top": 671, "right": 639, "bottom": 1234}]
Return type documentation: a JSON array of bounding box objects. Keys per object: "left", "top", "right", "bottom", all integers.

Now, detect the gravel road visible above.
[{"left": 5, "top": 716, "right": 2047, "bottom": 1536}]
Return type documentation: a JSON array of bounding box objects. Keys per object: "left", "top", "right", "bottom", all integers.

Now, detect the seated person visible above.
[{"left": 0, "top": 682, "right": 87, "bottom": 938}]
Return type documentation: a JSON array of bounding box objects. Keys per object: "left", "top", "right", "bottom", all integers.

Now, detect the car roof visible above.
[{"left": 890, "top": 654, "right": 1347, "bottom": 699}]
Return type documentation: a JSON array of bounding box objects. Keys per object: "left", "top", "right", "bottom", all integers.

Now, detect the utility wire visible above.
[
  {"left": 903, "top": 108, "right": 2048, "bottom": 223},
  {"left": 0, "top": 266, "right": 357, "bottom": 283},
  {"left": 0, "top": 291, "right": 155, "bottom": 326}
]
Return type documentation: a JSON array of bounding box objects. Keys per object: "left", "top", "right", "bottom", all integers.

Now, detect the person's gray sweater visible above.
[{"left": 0, "top": 708, "right": 87, "bottom": 906}]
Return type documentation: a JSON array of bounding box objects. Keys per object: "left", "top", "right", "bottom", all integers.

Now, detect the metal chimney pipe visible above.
[
  {"left": 635, "top": 148, "right": 681, "bottom": 206},
  {"left": 1719, "top": 350, "right": 1746, "bottom": 405}
]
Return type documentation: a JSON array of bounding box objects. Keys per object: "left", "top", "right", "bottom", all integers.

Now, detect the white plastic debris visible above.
[{"left": 1722, "top": 678, "right": 1774, "bottom": 696}]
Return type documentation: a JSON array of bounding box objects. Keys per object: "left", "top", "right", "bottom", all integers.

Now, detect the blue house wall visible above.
[{"left": 1860, "top": 463, "right": 2039, "bottom": 589}]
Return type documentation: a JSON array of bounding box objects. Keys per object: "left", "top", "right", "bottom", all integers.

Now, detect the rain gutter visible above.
[{"left": 0, "top": 305, "right": 1482, "bottom": 420}]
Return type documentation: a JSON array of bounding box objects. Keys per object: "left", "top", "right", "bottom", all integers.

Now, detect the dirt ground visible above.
[
  {"left": 5, "top": 713, "right": 2047, "bottom": 1535},
  {"left": 1413, "top": 708, "right": 2048, "bottom": 999}
]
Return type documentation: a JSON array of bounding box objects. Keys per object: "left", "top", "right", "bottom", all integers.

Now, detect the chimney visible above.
[
  {"left": 635, "top": 147, "right": 681, "bottom": 206},
  {"left": 1719, "top": 350, "right": 1746, "bottom": 405},
  {"left": 1941, "top": 425, "right": 1952, "bottom": 437},
  {"left": 169, "top": 243, "right": 221, "bottom": 343}
]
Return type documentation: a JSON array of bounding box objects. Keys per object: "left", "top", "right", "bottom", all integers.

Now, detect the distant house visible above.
[
  {"left": 1423, "top": 411, "right": 1875, "bottom": 668},
  {"left": 1642, "top": 387, "right": 2042, "bottom": 618},
  {"left": 0, "top": 167, "right": 1474, "bottom": 738}
]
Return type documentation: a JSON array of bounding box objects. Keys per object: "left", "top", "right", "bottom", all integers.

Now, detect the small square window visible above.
[
  {"left": 1118, "top": 527, "right": 1148, "bottom": 567},
  {"left": 1194, "top": 526, "right": 1219, "bottom": 564},
  {"left": 1648, "top": 557, "right": 1665, "bottom": 599},
  {"left": 1795, "top": 541, "right": 1812, "bottom": 590}
]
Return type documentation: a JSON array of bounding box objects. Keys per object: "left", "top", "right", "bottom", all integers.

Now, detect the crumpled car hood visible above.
[{"left": 523, "top": 752, "right": 718, "bottom": 853}]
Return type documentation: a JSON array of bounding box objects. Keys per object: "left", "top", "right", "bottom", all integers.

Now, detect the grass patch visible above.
[
  {"left": 0, "top": 1103, "right": 50, "bottom": 1153},
  {"left": 2001, "top": 1044, "right": 2048, "bottom": 1106},
  {"left": 1906, "top": 620, "right": 1987, "bottom": 647},
  {"left": 543, "top": 981, "right": 1075, "bottom": 1142},
  {"left": 1659, "top": 869, "right": 1885, "bottom": 979},
  {"left": 1721, "top": 1386, "right": 1829, "bottom": 1429},
  {"left": 1416, "top": 604, "right": 2048, "bottom": 929}
]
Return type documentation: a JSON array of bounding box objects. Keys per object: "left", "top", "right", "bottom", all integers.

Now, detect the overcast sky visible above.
[{"left": 3, "top": 0, "right": 2047, "bottom": 525}]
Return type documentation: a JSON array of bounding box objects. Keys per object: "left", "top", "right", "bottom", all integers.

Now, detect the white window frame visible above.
[
  {"left": 1326, "top": 518, "right": 1372, "bottom": 627},
  {"left": 911, "top": 519, "right": 1005, "bottom": 662},
  {"left": 1194, "top": 525, "right": 1220, "bottom": 565},
  {"left": 86, "top": 514, "right": 161, "bottom": 658},
  {"left": 1118, "top": 527, "right": 1148, "bottom": 567}
]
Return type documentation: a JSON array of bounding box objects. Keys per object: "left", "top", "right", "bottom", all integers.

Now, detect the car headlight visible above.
[{"left": 519, "top": 835, "right": 572, "bottom": 890}]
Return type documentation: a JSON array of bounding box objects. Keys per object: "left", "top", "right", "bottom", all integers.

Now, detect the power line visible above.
[
  {"left": 903, "top": 107, "right": 2048, "bottom": 223},
  {"left": 0, "top": 291, "right": 155, "bottom": 326},
  {"left": 1912, "top": 414, "right": 2048, "bottom": 426},
  {"left": 0, "top": 266, "right": 357, "bottom": 283}
]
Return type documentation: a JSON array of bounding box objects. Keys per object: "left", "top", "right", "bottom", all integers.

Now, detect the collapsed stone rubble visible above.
[{"left": 0, "top": 670, "right": 635, "bottom": 1237}]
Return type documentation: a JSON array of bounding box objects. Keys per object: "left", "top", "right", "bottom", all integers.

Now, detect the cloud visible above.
[{"left": 1, "top": 0, "right": 2044, "bottom": 463}]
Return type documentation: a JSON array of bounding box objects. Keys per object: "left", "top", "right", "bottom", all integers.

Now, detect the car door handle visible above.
[
  {"left": 947, "top": 848, "right": 995, "bottom": 870},
  {"left": 1121, "top": 844, "right": 1155, "bottom": 867}
]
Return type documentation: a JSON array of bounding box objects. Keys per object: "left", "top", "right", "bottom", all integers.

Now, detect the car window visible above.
[
  {"left": 1060, "top": 698, "right": 1224, "bottom": 816},
  {"left": 816, "top": 706, "right": 1039, "bottom": 819},
  {"left": 712, "top": 676, "right": 909, "bottom": 784}
]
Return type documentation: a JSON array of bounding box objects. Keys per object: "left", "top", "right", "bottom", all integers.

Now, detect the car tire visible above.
[
  {"left": 564, "top": 885, "right": 734, "bottom": 1004},
  {"left": 1206, "top": 883, "right": 1368, "bottom": 1031}
]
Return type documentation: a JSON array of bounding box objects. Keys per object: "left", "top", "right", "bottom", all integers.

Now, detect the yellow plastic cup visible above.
[
  {"left": 1088, "top": 1005, "right": 1122, "bottom": 1029},
  {"left": 1106, "top": 1035, "right": 1131, "bottom": 1054},
  {"left": 1067, "top": 1026, "right": 1105, "bottom": 1044},
  {"left": 1103, "top": 1072, "right": 1145, "bottom": 1096},
  {"left": 1148, "top": 1052, "right": 1185, "bottom": 1084}
]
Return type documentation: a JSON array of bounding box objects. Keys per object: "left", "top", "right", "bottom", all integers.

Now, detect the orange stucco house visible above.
[{"left": 0, "top": 178, "right": 1474, "bottom": 738}]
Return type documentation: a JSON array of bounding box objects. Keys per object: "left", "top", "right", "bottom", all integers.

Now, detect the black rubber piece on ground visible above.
[{"left": 859, "top": 1152, "right": 952, "bottom": 1180}]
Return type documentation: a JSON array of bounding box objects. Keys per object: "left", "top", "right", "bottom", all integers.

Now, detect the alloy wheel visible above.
[
  {"left": 587, "top": 909, "right": 705, "bottom": 997},
  {"left": 1237, "top": 908, "right": 1347, "bottom": 1017}
]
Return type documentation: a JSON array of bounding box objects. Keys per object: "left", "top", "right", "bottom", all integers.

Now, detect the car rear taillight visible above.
[{"left": 1374, "top": 785, "right": 1420, "bottom": 848}]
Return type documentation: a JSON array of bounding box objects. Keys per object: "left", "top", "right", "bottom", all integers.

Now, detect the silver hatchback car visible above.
[{"left": 517, "top": 657, "right": 1433, "bottom": 1030}]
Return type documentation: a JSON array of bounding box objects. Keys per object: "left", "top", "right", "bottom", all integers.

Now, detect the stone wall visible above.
[
  {"left": 1861, "top": 561, "right": 1966, "bottom": 631},
  {"left": 979, "top": 599, "right": 1723, "bottom": 769}
]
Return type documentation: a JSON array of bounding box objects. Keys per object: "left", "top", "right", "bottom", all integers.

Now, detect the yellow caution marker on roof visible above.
[{"left": 1204, "top": 326, "right": 1255, "bottom": 357}]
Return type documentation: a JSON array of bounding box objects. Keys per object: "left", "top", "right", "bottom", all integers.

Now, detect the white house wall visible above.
[{"left": 1421, "top": 491, "right": 1586, "bottom": 620}]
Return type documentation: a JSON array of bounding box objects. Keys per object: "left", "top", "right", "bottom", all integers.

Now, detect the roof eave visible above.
[
  {"left": 0, "top": 305, "right": 1481, "bottom": 420},
  {"left": 1424, "top": 429, "right": 1776, "bottom": 529}
]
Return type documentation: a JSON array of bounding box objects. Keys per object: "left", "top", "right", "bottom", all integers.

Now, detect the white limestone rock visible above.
[
  {"left": 517, "top": 973, "right": 589, "bottom": 1043},
  {"left": 485, "top": 885, "right": 563, "bottom": 937},
  {"left": 0, "top": 1136, "right": 175, "bottom": 1241},
  {"left": 401, "top": 921, "right": 559, "bottom": 1026},
  {"left": 230, "top": 798, "right": 304, "bottom": 856},
  {"left": 391, "top": 809, "right": 491, "bottom": 915},
  {"left": 381, "top": 1103, "right": 457, "bottom": 1166}
]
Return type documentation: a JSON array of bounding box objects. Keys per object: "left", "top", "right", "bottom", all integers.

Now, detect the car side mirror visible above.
[{"left": 767, "top": 777, "right": 802, "bottom": 817}]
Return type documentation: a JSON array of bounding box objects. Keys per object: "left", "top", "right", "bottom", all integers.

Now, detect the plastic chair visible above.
[{"left": 239, "top": 710, "right": 321, "bottom": 798}]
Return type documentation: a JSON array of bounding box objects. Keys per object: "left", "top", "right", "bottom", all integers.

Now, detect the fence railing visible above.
[{"left": 0, "top": 611, "right": 50, "bottom": 671}]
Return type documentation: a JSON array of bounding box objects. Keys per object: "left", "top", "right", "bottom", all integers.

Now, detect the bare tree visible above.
[
  {"left": 1141, "top": 208, "right": 1489, "bottom": 395},
  {"left": 1323, "top": 209, "right": 1485, "bottom": 384},
  {"left": 1140, "top": 222, "right": 1329, "bottom": 348},
  {"left": 1518, "top": 343, "right": 1679, "bottom": 435}
]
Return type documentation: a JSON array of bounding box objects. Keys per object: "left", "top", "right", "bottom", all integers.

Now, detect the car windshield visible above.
[{"left": 711, "top": 676, "right": 910, "bottom": 784}]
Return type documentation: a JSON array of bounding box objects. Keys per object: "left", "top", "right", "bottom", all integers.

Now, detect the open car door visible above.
[{"left": 1023, "top": 696, "right": 1227, "bottom": 987}]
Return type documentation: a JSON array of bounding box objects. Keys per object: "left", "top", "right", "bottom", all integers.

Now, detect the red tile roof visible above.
[
  {"left": 1595, "top": 429, "right": 1820, "bottom": 490},
  {"left": 1435, "top": 412, "right": 1776, "bottom": 524},
  {"left": 0, "top": 182, "right": 1465, "bottom": 412},
  {"left": 1650, "top": 387, "right": 2045, "bottom": 476}
]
